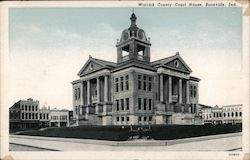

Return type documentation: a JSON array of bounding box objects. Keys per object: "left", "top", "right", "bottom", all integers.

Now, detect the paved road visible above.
[{"left": 9, "top": 133, "right": 242, "bottom": 151}]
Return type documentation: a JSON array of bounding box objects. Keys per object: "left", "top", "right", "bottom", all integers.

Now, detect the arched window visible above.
[
  {"left": 239, "top": 112, "right": 242, "bottom": 117},
  {"left": 228, "top": 112, "right": 230, "bottom": 117},
  {"left": 235, "top": 112, "right": 238, "bottom": 117},
  {"left": 231, "top": 112, "right": 234, "bottom": 117}
]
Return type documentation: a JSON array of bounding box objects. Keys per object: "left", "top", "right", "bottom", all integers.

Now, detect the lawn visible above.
[{"left": 15, "top": 124, "right": 242, "bottom": 141}]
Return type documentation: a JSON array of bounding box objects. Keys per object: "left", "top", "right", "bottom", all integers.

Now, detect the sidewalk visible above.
[{"left": 9, "top": 132, "right": 242, "bottom": 151}]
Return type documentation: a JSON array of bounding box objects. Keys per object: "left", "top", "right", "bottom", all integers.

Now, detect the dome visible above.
[{"left": 120, "top": 13, "right": 147, "bottom": 42}]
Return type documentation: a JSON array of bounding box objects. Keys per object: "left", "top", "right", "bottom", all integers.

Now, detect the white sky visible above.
[{"left": 8, "top": 7, "right": 243, "bottom": 109}]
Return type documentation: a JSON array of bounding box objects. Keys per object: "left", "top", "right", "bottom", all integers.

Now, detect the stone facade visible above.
[{"left": 72, "top": 13, "right": 200, "bottom": 126}]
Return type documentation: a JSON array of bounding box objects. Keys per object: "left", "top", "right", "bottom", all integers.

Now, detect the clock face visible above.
[
  {"left": 123, "top": 32, "right": 129, "bottom": 41},
  {"left": 138, "top": 30, "right": 144, "bottom": 39}
]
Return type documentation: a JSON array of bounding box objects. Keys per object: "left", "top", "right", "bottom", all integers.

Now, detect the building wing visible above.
[
  {"left": 151, "top": 53, "right": 192, "bottom": 73},
  {"left": 77, "top": 56, "right": 117, "bottom": 76}
]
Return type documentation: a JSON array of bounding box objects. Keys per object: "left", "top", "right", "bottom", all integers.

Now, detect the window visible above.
[
  {"left": 21, "top": 105, "right": 24, "bottom": 110},
  {"left": 144, "top": 117, "right": 147, "bottom": 121},
  {"left": 138, "top": 116, "right": 142, "bottom": 121},
  {"left": 224, "top": 113, "right": 226, "bottom": 117},
  {"left": 26, "top": 113, "right": 28, "bottom": 119},
  {"left": 127, "top": 117, "right": 130, "bottom": 122},
  {"left": 232, "top": 112, "right": 234, "bottom": 117},
  {"left": 117, "top": 117, "right": 119, "bottom": 122},
  {"left": 29, "top": 105, "right": 31, "bottom": 111},
  {"left": 194, "top": 104, "right": 196, "bottom": 113},
  {"left": 32, "top": 106, "right": 34, "bottom": 111},
  {"left": 120, "top": 77, "right": 124, "bottom": 91},
  {"left": 149, "top": 116, "right": 152, "bottom": 121},
  {"left": 75, "top": 89, "right": 77, "bottom": 100},
  {"left": 138, "top": 75, "right": 142, "bottom": 90},
  {"left": 149, "top": 99, "right": 152, "bottom": 110},
  {"left": 144, "top": 98, "right": 147, "bottom": 110},
  {"left": 138, "top": 98, "right": 142, "bottom": 110},
  {"left": 125, "top": 75, "right": 129, "bottom": 90},
  {"left": 121, "top": 99, "right": 124, "bottom": 110},
  {"left": 29, "top": 113, "right": 31, "bottom": 119},
  {"left": 35, "top": 106, "right": 38, "bottom": 111},
  {"left": 40, "top": 114, "right": 42, "bottom": 119},
  {"left": 75, "top": 106, "right": 78, "bottom": 115},
  {"left": 236, "top": 112, "right": 238, "bottom": 117},
  {"left": 47, "top": 114, "right": 49, "bottom": 119},
  {"left": 78, "top": 88, "right": 81, "bottom": 99},
  {"left": 143, "top": 75, "right": 147, "bottom": 90},
  {"left": 116, "top": 100, "right": 119, "bottom": 111},
  {"left": 115, "top": 78, "right": 119, "bottom": 92},
  {"left": 148, "top": 77, "right": 152, "bottom": 91},
  {"left": 228, "top": 112, "right": 230, "bottom": 117},
  {"left": 35, "top": 113, "right": 38, "bottom": 119},
  {"left": 190, "top": 86, "right": 193, "bottom": 97},
  {"left": 121, "top": 117, "right": 124, "bottom": 122},
  {"left": 126, "top": 98, "right": 129, "bottom": 110},
  {"left": 194, "top": 86, "right": 197, "bottom": 98},
  {"left": 43, "top": 114, "right": 46, "bottom": 119},
  {"left": 239, "top": 112, "right": 242, "bottom": 117},
  {"left": 22, "top": 113, "right": 24, "bottom": 119},
  {"left": 25, "top": 105, "right": 27, "bottom": 111}
]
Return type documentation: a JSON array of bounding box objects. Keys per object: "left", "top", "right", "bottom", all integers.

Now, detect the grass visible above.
[{"left": 15, "top": 124, "right": 242, "bottom": 141}]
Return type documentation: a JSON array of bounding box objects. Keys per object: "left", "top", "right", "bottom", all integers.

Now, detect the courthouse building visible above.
[{"left": 72, "top": 13, "right": 200, "bottom": 126}]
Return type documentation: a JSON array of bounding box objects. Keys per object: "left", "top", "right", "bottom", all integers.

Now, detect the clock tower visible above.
[{"left": 116, "top": 13, "right": 151, "bottom": 64}]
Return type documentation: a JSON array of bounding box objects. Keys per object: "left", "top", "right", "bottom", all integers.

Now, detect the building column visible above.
[
  {"left": 86, "top": 80, "right": 90, "bottom": 119},
  {"left": 104, "top": 75, "right": 108, "bottom": 102},
  {"left": 179, "top": 78, "right": 182, "bottom": 104},
  {"left": 160, "top": 74, "right": 164, "bottom": 102},
  {"left": 103, "top": 75, "right": 109, "bottom": 115},
  {"left": 79, "top": 106, "right": 82, "bottom": 115},
  {"left": 168, "top": 76, "right": 172, "bottom": 102},
  {"left": 87, "top": 80, "right": 90, "bottom": 105},
  {"left": 96, "top": 77, "right": 100, "bottom": 103},
  {"left": 186, "top": 80, "right": 190, "bottom": 104}
]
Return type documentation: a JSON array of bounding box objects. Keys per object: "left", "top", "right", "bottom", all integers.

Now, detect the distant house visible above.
[
  {"left": 49, "top": 108, "right": 70, "bottom": 127},
  {"left": 200, "top": 104, "right": 212, "bottom": 125},
  {"left": 222, "top": 104, "right": 242, "bottom": 124},
  {"left": 9, "top": 98, "right": 40, "bottom": 132},
  {"left": 200, "top": 104, "right": 242, "bottom": 125},
  {"left": 9, "top": 98, "right": 73, "bottom": 132}
]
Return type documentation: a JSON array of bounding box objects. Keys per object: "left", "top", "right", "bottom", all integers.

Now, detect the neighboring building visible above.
[
  {"left": 39, "top": 106, "right": 50, "bottom": 128},
  {"left": 50, "top": 108, "right": 70, "bottom": 127},
  {"left": 9, "top": 98, "right": 72, "bottom": 131},
  {"left": 200, "top": 104, "right": 243, "bottom": 125},
  {"left": 200, "top": 104, "right": 212, "bottom": 125},
  {"left": 222, "top": 104, "right": 242, "bottom": 124},
  {"left": 9, "top": 98, "right": 40, "bottom": 131},
  {"left": 211, "top": 105, "right": 223, "bottom": 124},
  {"left": 71, "top": 13, "right": 200, "bottom": 126}
]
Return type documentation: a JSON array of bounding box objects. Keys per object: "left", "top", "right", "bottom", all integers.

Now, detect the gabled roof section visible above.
[
  {"left": 77, "top": 55, "right": 117, "bottom": 76},
  {"left": 151, "top": 52, "right": 192, "bottom": 73}
]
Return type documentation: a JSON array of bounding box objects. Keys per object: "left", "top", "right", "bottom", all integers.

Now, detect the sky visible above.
[{"left": 8, "top": 7, "right": 243, "bottom": 109}]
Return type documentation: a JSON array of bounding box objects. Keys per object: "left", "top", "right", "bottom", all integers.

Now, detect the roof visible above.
[
  {"left": 150, "top": 52, "right": 192, "bottom": 73},
  {"left": 222, "top": 104, "right": 243, "bottom": 107},
  {"left": 199, "top": 104, "right": 212, "bottom": 109},
  {"left": 151, "top": 54, "right": 176, "bottom": 66},
  {"left": 77, "top": 56, "right": 117, "bottom": 76},
  {"left": 92, "top": 57, "right": 117, "bottom": 67}
]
